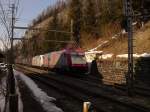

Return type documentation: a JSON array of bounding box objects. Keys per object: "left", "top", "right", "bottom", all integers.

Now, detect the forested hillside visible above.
[{"left": 15, "top": 0, "right": 150, "bottom": 58}]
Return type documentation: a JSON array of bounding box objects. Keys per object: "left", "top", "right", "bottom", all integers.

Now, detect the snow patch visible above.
[
  {"left": 85, "top": 51, "right": 103, "bottom": 62},
  {"left": 101, "top": 54, "right": 114, "bottom": 59},
  {"left": 132, "top": 22, "right": 137, "bottom": 26},
  {"left": 140, "top": 53, "right": 150, "bottom": 57},
  {"left": 85, "top": 52, "right": 150, "bottom": 62},
  {"left": 85, "top": 51, "right": 103, "bottom": 54},
  {"left": 0, "top": 74, "right": 23, "bottom": 112},
  {"left": 85, "top": 52, "right": 113, "bottom": 62},
  {"left": 0, "top": 77, "right": 6, "bottom": 112},
  {"left": 117, "top": 53, "right": 150, "bottom": 58},
  {"left": 122, "top": 29, "right": 127, "bottom": 34},
  {"left": 117, "top": 54, "right": 128, "bottom": 58},
  {"left": 88, "top": 41, "right": 108, "bottom": 52},
  {"left": 15, "top": 76, "right": 23, "bottom": 112},
  {"left": 112, "top": 36, "right": 117, "bottom": 39},
  {"left": 14, "top": 70, "right": 63, "bottom": 112},
  {"left": 0, "top": 94, "right": 5, "bottom": 112}
]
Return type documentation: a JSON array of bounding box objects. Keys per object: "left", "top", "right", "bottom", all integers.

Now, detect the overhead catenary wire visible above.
[
  {"left": 0, "top": 1, "right": 11, "bottom": 38},
  {"left": 13, "top": 26, "right": 73, "bottom": 34}
]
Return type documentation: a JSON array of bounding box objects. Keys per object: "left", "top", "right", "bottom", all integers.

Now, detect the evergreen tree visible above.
[
  {"left": 51, "top": 8, "right": 59, "bottom": 30},
  {"left": 109, "top": 0, "right": 123, "bottom": 21},
  {"left": 43, "top": 9, "right": 59, "bottom": 53},
  {"left": 82, "top": 0, "right": 97, "bottom": 32},
  {"left": 69, "top": 0, "right": 82, "bottom": 46},
  {"left": 43, "top": 21, "right": 55, "bottom": 53}
]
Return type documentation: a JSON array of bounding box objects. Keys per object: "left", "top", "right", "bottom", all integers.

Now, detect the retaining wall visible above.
[{"left": 97, "top": 59, "right": 128, "bottom": 85}]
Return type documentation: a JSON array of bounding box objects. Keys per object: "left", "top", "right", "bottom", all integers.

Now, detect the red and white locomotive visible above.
[{"left": 31, "top": 48, "right": 88, "bottom": 73}]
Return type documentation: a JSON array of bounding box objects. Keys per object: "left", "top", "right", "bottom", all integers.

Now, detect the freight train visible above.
[{"left": 17, "top": 49, "right": 88, "bottom": 74}]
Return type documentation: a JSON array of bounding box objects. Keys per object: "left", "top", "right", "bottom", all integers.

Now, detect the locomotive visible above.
[{"left": 19, "top": 49, "right": 88, "bottom": 74}]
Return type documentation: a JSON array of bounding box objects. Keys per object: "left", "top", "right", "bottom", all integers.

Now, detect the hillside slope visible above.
[
  {"left": 89, "top": 22, "right": 150, "bottom": 55},
  {"left": 19, "top": 0, "right": 150, "bottom": 58}
]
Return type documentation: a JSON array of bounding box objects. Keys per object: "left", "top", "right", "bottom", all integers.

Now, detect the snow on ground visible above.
[
  {"left": 140, "top": 53, "right": 150, "bottom": 57},
  {"left": 0, "top": 77, "right": 6, "bottom": 112},
  {"left": 0, "top": 74, "right": 23, "bottom": 112},
  {"left": 85, "top": 51, "right": 103, "bottom": 62},
  {"left": 117, "top": 53, "right": 150, "bottom": 58},
  {"left": 85, "top": 51, "right": 113, "bottom": 63},
  {"left": 85, "top": 52, "right": 150, "bottom": 63},
  {"left": 0, "top": 94, "right": 5, "bottom": 112},
  {"left": 88, "top": 41, "right": 108, "bottom": 52},
  {"left": 101, "top": 54, "right": 114, "bottom": 59},
  {"left": 15, "top": 76, "right": 24, "bottom": 112},
  {"left": 85, "top": 51, "right": 103, "bottom": 63},
  {"left": 117, "top": 54, "right": 140, "bottom": 58},
  {"left": 14, "top": 70, "right": 63, "bottom": 112}
]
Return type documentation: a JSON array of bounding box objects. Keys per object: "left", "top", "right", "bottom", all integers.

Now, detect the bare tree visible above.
[
  {"left": 0, "top": 0, "right": 20, "bottom": 48},
  {"left": 0, "top": 0, "right": 11, "bottom": 39},
  {"left": 0, "top": 1, "right": 20, "bottom": 111}
]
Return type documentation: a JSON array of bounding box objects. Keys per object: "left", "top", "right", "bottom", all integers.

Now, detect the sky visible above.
[
  {"left": 16, "top": 0, "right": 59, "bottom": 27},
  {"left": 0, "top": 0, "right": 61, "bottom": 50},
  {"left": 15, "top": 0, "right": 60, "bottom": 37}
]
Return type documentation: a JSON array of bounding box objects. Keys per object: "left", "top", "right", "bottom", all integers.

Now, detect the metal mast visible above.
[
  {"left": 7, "top": 4, "right": 18, "bottom": 112},
  {"left": 11, "top": 4, "right": 15, "bottom": 64},
  {"left": 124, "top": 0, "right": 134, "bottom": 96}
]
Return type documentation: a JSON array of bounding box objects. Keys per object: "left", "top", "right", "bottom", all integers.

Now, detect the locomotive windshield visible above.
[{"left": 71, "top": 54, "right": 87, "bottom": 64}]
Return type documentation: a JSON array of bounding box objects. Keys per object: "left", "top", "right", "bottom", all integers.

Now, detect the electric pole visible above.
[
  {"left": 124, "top": 0, "right": 134, "bottom": 96},
  {"left": 11, "top": 4, "right": 14, "bottom": 64},
  {"left": 7, "top": 4, "right": 18, "bottom": 112}
]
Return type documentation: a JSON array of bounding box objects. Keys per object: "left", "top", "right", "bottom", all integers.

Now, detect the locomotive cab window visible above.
[{"left": 71, "top": 54, "right": 87, "bottom": 64}]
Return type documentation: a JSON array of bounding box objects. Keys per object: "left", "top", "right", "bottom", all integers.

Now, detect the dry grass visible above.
[
  {"left": 134, "top": 22, "right": 150, "bottom": 53},
  {"left": 81, "top": 32, "right": 107, "bottom": 51},
  {"left": 100, "top": 37, "right": 128, "bottom": 54},
  {"left": 94, "top": 23, "right": 150, "bottom": 54},
  {"left": 81, "top": 22, "right": 122, "bottom": 51}
]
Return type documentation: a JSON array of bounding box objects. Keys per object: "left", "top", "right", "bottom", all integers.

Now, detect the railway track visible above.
[
  {"left": 16, "top": 64, "right": 125, "bottom": 95},
  {"left": 16, "top": 66, "right": 107, "bottom": 112},
  {"left": 16, "top": 64, "right": 150, "bottom": 97},
  {"left": 15, "top": 64, "right": 150, "bottom": 112},
  {"left": 16, "top": 64, "right": 150, "bottom": 100},
  {"left": 113, "top": 84, "right": 150, "bottom": 97},
  {"left": 28, "top": 74, "right": 107, "bottom": 112}
]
